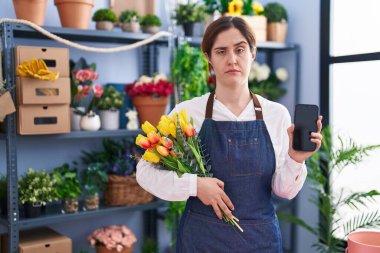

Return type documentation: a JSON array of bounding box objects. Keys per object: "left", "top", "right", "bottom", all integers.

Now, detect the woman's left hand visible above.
[{"left": 287, "top": 115, "right": 323, "bottom": 163}]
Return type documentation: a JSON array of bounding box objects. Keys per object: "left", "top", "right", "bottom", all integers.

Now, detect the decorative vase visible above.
[
  {"left": 62, "top": 198, "right": 78, "bottom": 213},
  {"left": 96, "top": 245, "right": 133, "bottom": 253},
  {"left": 70, "top": 107, "right": 85, "bottom": 131},
  {"left": 54, "top": 0, "right": 94, "bottom": 29},
  {"left": 83, "top": 193, "right": 99, "bottom": 211},
  {"left": 183, "top": 22, "right": 194, "bottom": 37},
  {"left": 24, "top": 202, "right": 42, "bottom": 218},
  {"left": 99, "top": 109, "right": 119, "bottom": 130},
  {"left": 13, "top": 0, "right": 48, "bottom": 26},
  {"left": 142, "top": 26, "right": 159, "bottom": 34},
  {"left": 131, "top": 95, "right": 169, "bottom": 127},
  {"left": 267, "top": 22, "right": 288, "bottom": 43},
  {"left": 96, "top": 21, "right": 114, "bottom": 31},
  {"left": 80, "top": 111, "right": 101, "bottom": 131},
  {"left": 121, "top": 22, "right": 140, "bottom": 32}
]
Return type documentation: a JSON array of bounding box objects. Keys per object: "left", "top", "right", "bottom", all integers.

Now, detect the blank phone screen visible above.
[{"left": 293, "top": 104, "right": 319, "bottom": 151}]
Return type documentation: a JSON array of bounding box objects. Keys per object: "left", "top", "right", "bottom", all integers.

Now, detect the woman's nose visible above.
[{"left": 227, "top": 51, "right": 237, "bottom": 65}]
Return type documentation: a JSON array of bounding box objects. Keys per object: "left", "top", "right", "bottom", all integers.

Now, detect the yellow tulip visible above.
[
  {"left": 135, "top": 134, "right": 151, "bottom": 149},
  {"left": 228, "top": 0, "right": 244, "bottom": 15},
  {"left": 142, "top": 121, "right": 157, "bottom": 134},
  {"left": 160, "top": 136, "right": 173, "bottom": 149},
  {"left": 157, "top": 115, "right": 172, "bottom": 136},
  {"left": 169, "top": 122, "right": 176, "bottom": 138},
  {"left": 147, "top": 131, "right": 160, "bottom": 144},
  {"left": 184, "top": 123, "right": 195, "bottom": 137},
  {"left": 156, "top": 145, "right": 170, "bottom": 157},
  {"left": 252, "top": 1, "right": 264, "bottom": 15},
  {"left": 142, "top": 149, "right": 160, "bottom": 163}
]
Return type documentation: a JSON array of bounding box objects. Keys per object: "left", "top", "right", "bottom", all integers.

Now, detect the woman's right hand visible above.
[{"left": 196, "top": 177, "right": 235, "bottom": 220}]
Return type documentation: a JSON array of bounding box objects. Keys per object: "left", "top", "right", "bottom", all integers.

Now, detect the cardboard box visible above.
[
  {"left": 15, "top": 46, "right": 70, "bottom": 77},
  {"left": 2, "top": 227, "right": 72, "bottom": 253},
  {"left": 17, "top": 104, "right": 70, "bottom": 135},
  {"left": 240, "top": 16, "right": 268, "bottom": 42},
  {"left": 16, "top": 77, "right": 70, "bottom": 105}
]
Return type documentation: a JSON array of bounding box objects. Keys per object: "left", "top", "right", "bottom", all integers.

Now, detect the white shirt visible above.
[{"left": 136, "top": 93, "right": 307, "bottom": 201}]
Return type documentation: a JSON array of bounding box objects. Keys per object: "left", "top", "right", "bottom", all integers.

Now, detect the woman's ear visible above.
[{"left": 251, "top": 47, "right": 256, "bottom": 61}]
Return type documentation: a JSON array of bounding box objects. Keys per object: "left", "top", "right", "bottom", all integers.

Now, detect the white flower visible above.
[
  {"left": 153, "top": 73, "right": 167, "bottom": 83},
  {"left": 256, "top": 64, "right": 271, "bottom": 82},
  {"left": 249, "top": 62, "right": 260, "bottom": 81},
  {"left": 135, "top": 75, "right": 153, "bottom": 86},
  {"left": 276, "top": 68, "right": 288, "bottom": 82}
]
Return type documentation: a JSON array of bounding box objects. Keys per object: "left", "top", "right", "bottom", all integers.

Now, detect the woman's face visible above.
[{"left": 208, "top": 27, "right": 255, "bottom": 89}]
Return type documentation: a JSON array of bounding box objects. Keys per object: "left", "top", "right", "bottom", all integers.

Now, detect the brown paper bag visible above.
[{"left": 0, "top": 91, "right": 16, "bottom": 122}]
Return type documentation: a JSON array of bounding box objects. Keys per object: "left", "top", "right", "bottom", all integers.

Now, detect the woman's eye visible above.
[
  {"left": 216, "top": 50, "right": 225, "bottom": 55},
  {"left": 236, "top": 48, "right": 245, "bottom": 54}
]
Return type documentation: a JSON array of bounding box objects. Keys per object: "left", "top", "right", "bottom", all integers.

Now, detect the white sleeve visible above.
[
  {"left": 136, "top": 159, "right": 197, "bottom": 201},
  {"left": 272, "top": 110, "right": 307, "bottom": 200}
]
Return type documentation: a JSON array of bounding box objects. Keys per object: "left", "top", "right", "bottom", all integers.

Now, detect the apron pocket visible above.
[{"left": 228, "top": 136, "right": 263, "bottom": 176}]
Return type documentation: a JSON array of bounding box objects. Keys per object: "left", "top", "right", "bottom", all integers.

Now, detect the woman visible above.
[{"left": 137, "top": 16, "right": 323, "bottom": 253}]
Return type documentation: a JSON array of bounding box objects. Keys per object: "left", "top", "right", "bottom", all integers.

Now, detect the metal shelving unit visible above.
[{"left": 0, "top": 22, "right": 173, "bottom": 253}]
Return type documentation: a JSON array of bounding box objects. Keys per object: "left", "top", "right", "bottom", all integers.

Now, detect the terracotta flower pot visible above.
[
  {"left": 96, "top": 245, "right": 133, "bottom": 253},
  {"left": 54, "top": 0, "right": 94, "bottom": 29},
  {"left": 13, "top": 0, "right": 48, "bottom": 26},
  {"left": 132, "top": 95, "right": 169, "bottom": 126},
  {"left": 346, "top": 231, "right": 380, "bottom": 253}
]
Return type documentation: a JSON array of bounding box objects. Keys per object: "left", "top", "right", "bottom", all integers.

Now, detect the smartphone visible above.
[{"left": 293, "top": 104, "right": 319, "bottom": 152}]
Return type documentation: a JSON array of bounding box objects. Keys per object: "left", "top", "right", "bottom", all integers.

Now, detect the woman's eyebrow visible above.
[{"left": 213, "top": 41, "right": 248, "bottom": 50}]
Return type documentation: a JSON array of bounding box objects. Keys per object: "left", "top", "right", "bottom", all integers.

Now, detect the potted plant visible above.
[
  {"left": 172, "top": 2, "right": 206, "bottom": 37},
  {"left": 81, "top": 163, "right": 108, "bottom": 211},
  {"left": 140, "top": 14, "right": 161, "bottom": 34},
  {"left": 119, "top": 10, "right": 141, "bottom": 33},
  {"left": 52, "top": 164, "right": 81, "bottom": 213},
  {"left": 97, "top": 86, "right": 124, "bottom": 130},
  {"left": 241, "top": 0, "right": 267, "bottom": 42},
  {"left": 13, "top": 0, "right": 48, "bottom": 26},
  {"left": 80, "top": 83, "right": 103, "bottom": 131},
  {"left": 88, "top": 225, "right": 137, "bottom": 253},
  {"left": 18, "top": 168, "right": 56, "bottom": 218},
  {"left": 279, "top": 127, "right": 380, "bottom": 252},
  {"left": 0, "top": 175, "right": 7, "bottom": 216},
  {"left": 248, "top": 62, "right": 288, "bottom": 101},
  {"left": 264, "top": 2, "right": 288, "bottom": 42},
  {"left": 0, "top": 80, "right": 16, "bottom": 123},
  {"left": 126, "top": 74, "right": 174, "bottom": 126},
  {"left": 82, "top": 139, "right": 152, "bottom": 206},
  {"left": 171, "top": 43, "right": 208, "bottom": 101},
  {"left": 92, "top": 8, "right": 118, "bottom": 31},
  {"left": 54, "top": 0, "right": 94, "bottom": 29}
]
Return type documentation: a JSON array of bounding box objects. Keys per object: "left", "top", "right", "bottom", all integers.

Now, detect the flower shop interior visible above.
[{"left": 1, "top": 0, "right": 380, "bottom": 253}]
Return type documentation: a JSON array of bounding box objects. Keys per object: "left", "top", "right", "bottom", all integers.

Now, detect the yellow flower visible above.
[
  {"left": 252, "top": 1, "right": 264, "bottom": 15},
  {"left": 173, "top": 110, "right": 190, "bottom": 133},
  {"left": 147, "top": 131, "right": 160, "bottom": 144},
  {"left": 135, "top": 134, "right": 151, "bottom": 149},
  {"left": 156, "top": 145, "right": 170, "bottom": 157},
  {"left": 228, "top": 0, "right": 244, "bottom": 15},
  {"left": 141, "top": 121, "right": 157, "bottom": 134},
  {"left": 157, "top": 115, "right": 172, "bottom": 136},
  {"left": 142, "top": 149, "right": 160, "bottom": 163}
]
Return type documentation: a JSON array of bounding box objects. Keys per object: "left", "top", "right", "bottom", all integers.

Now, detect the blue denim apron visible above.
[{"left": 176, "top": 92, "right": 282, "bottom": 253}]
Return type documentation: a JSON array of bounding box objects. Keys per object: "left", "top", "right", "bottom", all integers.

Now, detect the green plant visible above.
[
  {"left": 203, "top": 0, "right": 230, "bottom": 14},
  {"left": 278, "top": 126, "right": 380, "bottom": 253},
  {"left": 18, "top": 168, "right": 56, "bottom": 205},
  {"left": 119, "top": 10, "right": 140, "bottom": 23},
  {"left": 171, "top": 43, "right": 209, "bottom": 101},
  {"left": 52, "top": 164, "right": 81, "bottom": 200},
  {"left": 92, "top": 8, "right": 117, "bottom": 22},
  {"left": 140, "top": 14, "right": 161, "bottom": 27},
  {"left": 264, "top": 2, "right": 288, "bottom": 22},
  {"left": 173, "top": 3, "right": 206, "bottom": 25},
  {"left": 96, "top": 86, "right": 124, "bottom": 110},
  {"left": 82, "top": 139, "right": 140, "bottom": 176},
  {"left": 242, "top": 0, "right": 254, "bottom": 15},
  {"left": 81, "top": 163, "right": 108, "bottom": 197},
  {"left": 141, "top": 238, "right": 158, "bottom": 253}
]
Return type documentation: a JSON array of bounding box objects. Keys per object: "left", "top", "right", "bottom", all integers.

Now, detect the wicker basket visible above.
[{"left": 105, "top": 174, "right": 154, "bottom": 206}]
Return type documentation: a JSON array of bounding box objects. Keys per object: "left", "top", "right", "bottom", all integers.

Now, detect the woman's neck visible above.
[{"left": 214, "top": 86, "right": 252, "bottom": 117}]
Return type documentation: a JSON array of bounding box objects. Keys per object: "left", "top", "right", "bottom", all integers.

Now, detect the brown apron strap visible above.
[
  {"left": 250, "top": 91, "right": 263, "bottom": 120},
  {"left": 205, "top": 92, "right": 215, "bottom": 119},
  {"left": 205, "top": 91, "right": 263, "bottom": 120}
]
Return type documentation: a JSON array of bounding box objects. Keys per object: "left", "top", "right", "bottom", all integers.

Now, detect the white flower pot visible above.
[
  {"left": 70, "top": 107, "right": 85, "bottom": 131},
  {"left": 99, "top": 109, "right": 119, "bottom": 130},
  {"left": 80, "top": 111, "right": 101, "bottom": 131}
]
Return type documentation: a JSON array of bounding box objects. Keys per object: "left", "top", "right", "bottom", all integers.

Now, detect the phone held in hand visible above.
[{"left": 293, "top": 104, "right": 319, "bottom": 152}]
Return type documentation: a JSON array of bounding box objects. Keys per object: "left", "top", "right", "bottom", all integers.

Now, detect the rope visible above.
[{"left": 0, "top": 18, "right": 173, "bottom": 53}]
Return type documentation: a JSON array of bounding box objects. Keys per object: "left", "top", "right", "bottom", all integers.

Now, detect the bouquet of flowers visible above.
[
  {"left": 126, "top": 74, "right": 174, "bottom": 97},
  {"left": 135, "top": 110, "right": 243, "bottom": 232},
  {"left": 88, "top": 225, "right": 137, "bottom": 252}
]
